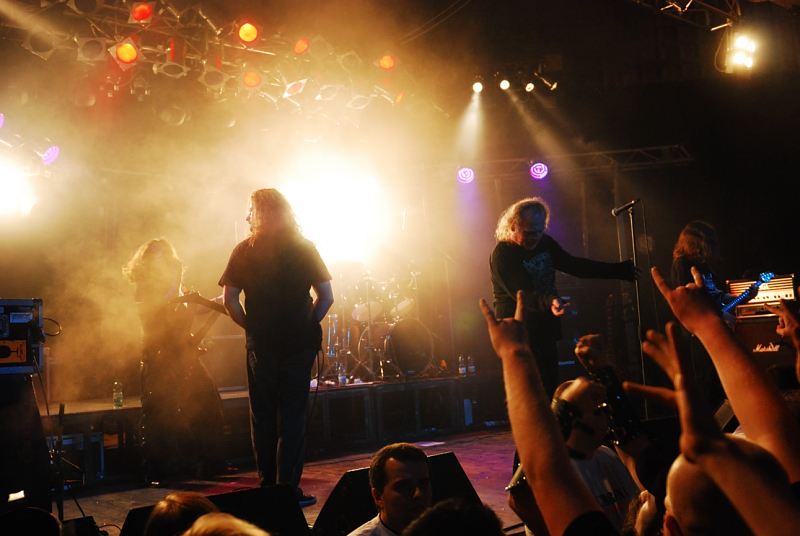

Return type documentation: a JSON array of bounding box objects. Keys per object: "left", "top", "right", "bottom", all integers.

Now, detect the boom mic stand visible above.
[{"left": 612, "top": 199, "right": 647, "bottom": 418}]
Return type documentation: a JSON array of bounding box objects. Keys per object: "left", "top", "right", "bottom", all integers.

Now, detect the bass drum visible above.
[
  {"left": 384, "top": 319, "right": 434, "bottom": 377},
  {"left": 357, "top": 323, "right": 391, "bottom": 364}
]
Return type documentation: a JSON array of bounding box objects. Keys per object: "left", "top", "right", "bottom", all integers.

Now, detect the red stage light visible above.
[
  {"left": 294, "top": 38, "right": 310, "bottom": 54},
  {"left": 238, "top": 22, "right": 259, "bottom": 44},
  {"left": 378, "top": 54, "right": 396, "bottom": 70},
  {"left": 131, "top": 3, "right": 154, "bottom": 22},
  {"left": 242, "top": 71, "right": 261, "bottom": 88},
  {"left": 116, "top": 42, "right": 138, "bottom": 64}
]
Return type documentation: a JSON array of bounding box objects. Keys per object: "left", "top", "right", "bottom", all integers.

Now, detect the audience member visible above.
[
  {"left": 143, "top": 491, "right": 219, "bottom": 536},
  {"left": 766, "top": 293, "right": 800, "bottom": 384},
  {"left": 0, "top": 507, "right": 61, "bottom": 536},
  {"left": 634, "top": 318, "right": 800, "bottom": 536},
  {"left": 348, "top": 443, "right": 433, "bottom": 536},
  {"left": 481, "top": 290, "right": 619, "bottom": 536},
  {"left": 400, "top": 497, "right": 504, "bottom": 536},
  {"left": 552, "top": 377, "right": 640, "bottom": 529},
  {"left": 181, "top": 512, "right": 271, "bottom": 536}
]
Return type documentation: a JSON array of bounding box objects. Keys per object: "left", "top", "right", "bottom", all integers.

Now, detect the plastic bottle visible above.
[
  {"left": 458, "top": 355, "right": 466, "bottom": 376},
  {"left": 338, "top": 363, "right": 347, "bottom": 386},
  {"left": 113, "top": 379, "right": 123, "bottom": 409}
]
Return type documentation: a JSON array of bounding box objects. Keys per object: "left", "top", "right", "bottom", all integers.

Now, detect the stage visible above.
[
  {"left": 49, "top": 428, "right": 522, "bottom": 535},
  {"left": 31, "top": 373, "right": 517, "bottom": 533}
]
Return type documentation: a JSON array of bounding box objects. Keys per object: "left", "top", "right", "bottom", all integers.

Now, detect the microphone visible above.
[{"left": 611, "top": 199, "right": 641, "bottom": 217}]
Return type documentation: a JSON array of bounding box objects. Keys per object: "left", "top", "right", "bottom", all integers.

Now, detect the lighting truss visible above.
[
  {"left": 627, "top": 0, "right": 741, "bottom": 31},
  {"left": 0, "top": 0, "right": 430, "bottom": 122}
]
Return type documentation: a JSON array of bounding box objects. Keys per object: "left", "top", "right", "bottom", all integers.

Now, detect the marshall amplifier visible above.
[
  {"left": 0, "top": 299, "right": 44, "bottom": 375},
  {"left": 735, "top": 316, "right": 796, "bottom": 371},
  {"left": 730, "top": 274, "right": 795, "bottom": 319}
]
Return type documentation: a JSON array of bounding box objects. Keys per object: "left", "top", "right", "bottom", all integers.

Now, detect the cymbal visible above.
[
  {"left": 351, "top": 301, "right": 382, "bottom": 322},
  {"left": 390, "top": 298, "right": 415, "bottom": 318}
]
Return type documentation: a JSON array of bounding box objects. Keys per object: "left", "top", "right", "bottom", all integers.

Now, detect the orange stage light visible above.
[
  {"left": 378, "top": 54, "right": 396, "bottom": 70},
  {"left": 294, "top": 38, "right": 310, "bottom": 55},
  {"left": 116, "top": 42, "right": 138, "bottom": 64},
  {"left": 242, "top": 71, "right": 262, "bottom": 88},
  {"left": 131, "top": 3, "right": 154, "bottom": 22},
  {"left": 238, "top": 23, "right": 259, "bottom": 44}
]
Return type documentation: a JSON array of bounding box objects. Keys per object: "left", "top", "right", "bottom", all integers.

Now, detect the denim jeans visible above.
[{"left": 247, "top": 345, "right": 317, "bottom": 491}]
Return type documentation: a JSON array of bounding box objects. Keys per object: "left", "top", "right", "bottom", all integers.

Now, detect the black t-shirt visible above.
[
  {"left": 563, "top": 511, "right": 620, "bottom": 536},
  {"left": 219, "top": 234, "right": 331, "bottom": 352},
  {"left": 490, "top": 236, "right": 632, "bottom": 343}
]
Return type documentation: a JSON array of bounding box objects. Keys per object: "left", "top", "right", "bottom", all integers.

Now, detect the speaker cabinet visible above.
[
  {"left": 312, "top": 451, "right": 480, "bottom": 536},
  {"left": 736, "top": 317, "right": 796, "bottom": 370},
  {"left": 0, "top": 375, "right": 51, "bottom": 517}
]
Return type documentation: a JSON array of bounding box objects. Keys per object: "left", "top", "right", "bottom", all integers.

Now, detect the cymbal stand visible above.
[{"left": 348, "top": 276, "right": 376, "bottom": 380}]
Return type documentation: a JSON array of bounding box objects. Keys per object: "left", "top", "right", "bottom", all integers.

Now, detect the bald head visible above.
[{"left": 664, "top": 436, "right": 790, "bottom": 536}]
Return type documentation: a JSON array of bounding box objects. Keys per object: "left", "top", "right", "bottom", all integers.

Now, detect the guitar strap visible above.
[{"left": 193, "top": 311, "right": 222, "bottom": 348}]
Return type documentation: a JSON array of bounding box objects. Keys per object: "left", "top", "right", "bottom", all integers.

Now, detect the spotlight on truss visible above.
[
  {"left": 283, "top": 80, "right": 307, "bottom": 98},
  {"left": 23, "top": 26, "right": 63, "bottom": 60},
  {"left": 237, "top": 20, "right": 262, "bottom": 46},
  {"left": 76, "top": 37, "right": 106, "bottom": 62},
  {"left": 294, "top": 38, "right": 310, "bottom": 55},
  {"left": 339, "top": 51, "right": 363, "bottom": 72},
  {"left": 726, "top": 31, "right": 756, "bottom": 73},
  {"left": 315, "top": 85, "right": 343, "bottom": 101},
  {"left": 67, "top": 0, "right": 104, "bottom": 15},
  {"left": 129, "top": 2, "right": 155, "bottom": 23},
  {"left": 375, "top": 52, "right": 397, "bottom": 70},
  {"left": 533, "top": 72, "right": 558, "bottom": 91},
  {"left": 109, "top": 37, "right": 141, "bottom": 71},
  {"left": 307, "top": 35, "right": 333, "bottom": 60},
  {"left": 529, "top": 162, "right": 548, "bottom": 180},
  {"left": 457, "top": 167, "right": 475, "bottom": 184},
  {"left": 198, "top": 64, "right": 230, "bottom": 90},
  {"left": 472, "top": 77, "right": 484, "bottom": 93},
  {"left": 157, "top": 37, "right": 189, "bottom": 78},
  {"left": 346, "top": 95, "right": 371, "bottom": 110}
]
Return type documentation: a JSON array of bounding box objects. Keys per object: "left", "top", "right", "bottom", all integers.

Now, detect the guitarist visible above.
[
  {"left": 670, "top": 221, "right": 733, "bottom": 407},
  {"left": 123, "top": 238, "right": 229, "bottom": 486}
]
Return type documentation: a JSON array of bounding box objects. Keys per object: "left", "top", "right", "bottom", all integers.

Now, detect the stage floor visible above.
[{"left": 52, "top": 428, "right": 522, "bottom": 534}]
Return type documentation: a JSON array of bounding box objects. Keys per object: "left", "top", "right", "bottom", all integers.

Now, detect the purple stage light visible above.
[
  {"left": 457, "top": 167, "right": 475, "bottom": 183},
  {"left": 0, "top": 114, "right": 4, "bottom": 129},
  {"left": 41, "top": 146, "right": 59, "bottom": 165},
  {"left": 529, "top": 162, "right": 548, "bottom": 180}
]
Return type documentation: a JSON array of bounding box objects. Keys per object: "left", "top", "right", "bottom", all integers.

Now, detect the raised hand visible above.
[
  {"left": 480, "top": 290, "right": 529, "bottom": 358},
  {"left": 651, "top": 266, "right": 722, "bottom": 335},
  {"left": 574, "top": 334, "right": 612, "bottom": 373},
  {"left": 550, "top": 297, "right": 569, "bottom": 317},
  {"left": 641, "top": 321, "right": 687, "bottom": 382},
  {"left": 765, "top": 298, "right": 800, "bottom": 342},
  {"left": 673, "top": 373, "right": 725, "bottom": 463}
]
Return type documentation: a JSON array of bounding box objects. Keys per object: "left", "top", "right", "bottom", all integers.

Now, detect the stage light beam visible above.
[{"left": 0, "top": 160, "right": 36, "bottom": 217}]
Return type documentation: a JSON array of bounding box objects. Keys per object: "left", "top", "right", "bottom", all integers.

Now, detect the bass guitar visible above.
[{"left": 721, "top": 272, "right": 775, "bottom": 314}]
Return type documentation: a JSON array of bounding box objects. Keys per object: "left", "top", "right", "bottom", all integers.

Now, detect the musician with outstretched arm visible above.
[{"left": 490, "top": 197, "right": 640, "bottom": 397}]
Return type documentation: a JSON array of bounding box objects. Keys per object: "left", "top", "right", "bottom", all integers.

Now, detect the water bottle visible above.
[
  {"left": 113, "top": 379, "right": 123, "bottom": 409},
  {"left": 338, "top": 363, "right": 347, "bottom": 386},
  {"left": 458, "top": 355, "right": 466, "bottom": 376},
  {"left": 467, "top": 354, "right": 475, "bottom": 375}
]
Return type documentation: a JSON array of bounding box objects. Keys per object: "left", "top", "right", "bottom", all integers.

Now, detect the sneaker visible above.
[{"left": 298, "top": 493, "right": 317, "bottom": 507}]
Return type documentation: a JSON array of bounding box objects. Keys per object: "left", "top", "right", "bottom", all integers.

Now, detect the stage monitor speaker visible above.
[
  {"left": 120, "top": 484, "right": 309, "bottom": 536},
  {"left": 0, "top": 375, "right": 51, "bottom": 517},
  {"left": 312, "top": 451, "right": 481, "bottom": 536},
  {"left": 62, "top": 516, "right": 101, "bottom": 536},
  {"left": 735, "top": 317, "right": 796, "bottom": 370}
]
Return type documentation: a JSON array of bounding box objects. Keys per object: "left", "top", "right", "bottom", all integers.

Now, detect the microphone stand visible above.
[{"left": 616, "top": 206, "right": 648, "bottom": 419}]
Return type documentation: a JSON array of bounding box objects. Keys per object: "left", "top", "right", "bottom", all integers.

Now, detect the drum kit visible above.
[{"left": 322, "top": 268, "right": 435, "bottom": 383}]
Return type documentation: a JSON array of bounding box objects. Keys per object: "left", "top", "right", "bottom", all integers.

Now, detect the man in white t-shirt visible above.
[{"left": 348, "top": 443, "right": 433, "bottom": 536}]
